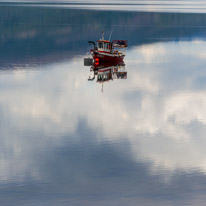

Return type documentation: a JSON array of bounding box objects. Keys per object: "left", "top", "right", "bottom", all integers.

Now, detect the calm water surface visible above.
[
  {"left": 1, "top": 5, "right": 206, "bottom": 206},
  {"left": 4, "top": 1, "right": 206, "bottom": 13}
]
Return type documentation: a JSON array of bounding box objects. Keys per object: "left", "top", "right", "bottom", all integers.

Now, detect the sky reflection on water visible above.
[
  {"left": 1, "top": 5, "right": 206, "bottom": 206},
  {"left": 1, "top": 40, "right": 206, "bottom": 205}
]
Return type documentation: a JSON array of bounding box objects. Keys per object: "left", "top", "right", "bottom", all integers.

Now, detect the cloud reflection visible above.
[{"left": 1, "top": 40, "right": 206, "bottom": 204}]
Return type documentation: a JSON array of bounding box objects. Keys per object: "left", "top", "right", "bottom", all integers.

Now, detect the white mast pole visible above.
[
  {"left": 109, "top": 29, "right": 113, "bottom": 41},
  {"left": 102, "top": 31, "right": 104, "bottom": 40}
]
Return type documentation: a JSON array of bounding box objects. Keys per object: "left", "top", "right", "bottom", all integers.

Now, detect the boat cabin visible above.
[
  {"left": 97, "top": 40, "right": 113, "bottom": 52},
  {"left": 97, "top": 40, "right": 127, "bottom": 52}
]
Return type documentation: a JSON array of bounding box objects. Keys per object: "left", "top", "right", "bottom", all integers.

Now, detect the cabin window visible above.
[
  {"left": 98, "top": 42, "right": 103, "bottom": 48},
  {"left": 106, "top": 43, "right": 112, "bottom": 50}
]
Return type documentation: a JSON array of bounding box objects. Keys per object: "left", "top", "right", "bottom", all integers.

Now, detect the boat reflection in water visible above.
[{"left": 87, "top": 61, "right": 127, "bottom": 83}]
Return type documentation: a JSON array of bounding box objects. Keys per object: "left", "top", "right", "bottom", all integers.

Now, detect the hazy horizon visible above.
[{"left": 2, "top": 0, "right": 206, "bottom": 13}]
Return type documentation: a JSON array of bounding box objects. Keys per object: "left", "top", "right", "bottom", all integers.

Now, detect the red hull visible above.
[{"left": 93, "top": 52, "right": 124, "bottom": 63}]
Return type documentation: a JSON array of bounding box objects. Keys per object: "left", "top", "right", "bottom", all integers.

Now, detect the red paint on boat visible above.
[{"left": 88, "top": 32, "right": 127, "bottom": 63}]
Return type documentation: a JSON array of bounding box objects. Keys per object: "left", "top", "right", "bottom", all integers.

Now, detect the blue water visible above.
[{"left": 1, "top": 4, "right": 206, "bottom": 206}]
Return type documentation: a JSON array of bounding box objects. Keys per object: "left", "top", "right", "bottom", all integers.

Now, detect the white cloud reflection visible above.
[{"left": 1, "top": 40, "right": 206, "bottom": 183}]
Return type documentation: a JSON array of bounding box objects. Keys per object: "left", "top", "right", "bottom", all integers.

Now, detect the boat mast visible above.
[
  {"left": 109, "top": 29, "right": 113, "bottom": 41},
  {"left": 101, "top": 31, "right": 104, "bottom": 40}
]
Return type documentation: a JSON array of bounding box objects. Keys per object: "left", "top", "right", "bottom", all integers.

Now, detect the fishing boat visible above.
[{"left": 88, "top": 31, "right": 127, "bottom": 63}]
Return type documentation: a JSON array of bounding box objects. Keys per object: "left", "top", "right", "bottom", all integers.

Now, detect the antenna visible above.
[{"left": 109, "top": 29, "right": 113, "bottom": 41}]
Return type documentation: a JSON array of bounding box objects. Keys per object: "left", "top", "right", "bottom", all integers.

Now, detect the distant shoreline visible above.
[{"left": 1, "top": 1, "right": 206, "bottom": 14}]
